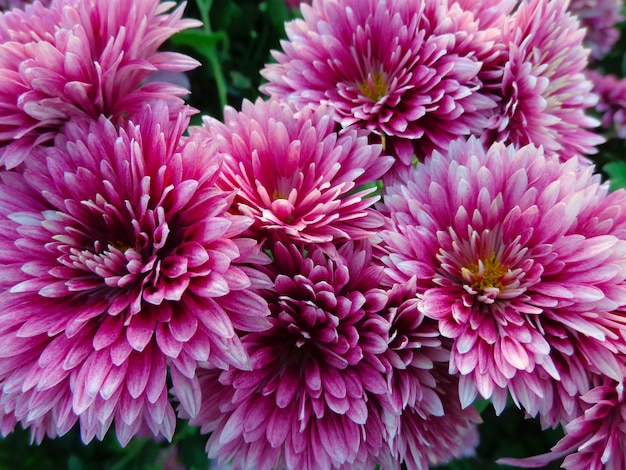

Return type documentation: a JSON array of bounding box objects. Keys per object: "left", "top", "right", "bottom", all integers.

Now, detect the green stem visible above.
[{"left": 195, "top": 0, "right": 227, "bottom": 115}]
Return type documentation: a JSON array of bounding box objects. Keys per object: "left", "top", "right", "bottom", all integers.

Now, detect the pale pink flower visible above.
[
  {"left": 381, "top": 136, "right": 626, "bottom": 421},
  {"left": 192, "top": 99, "right": 393, "bottom": 245},
  {"left": 484, "top": 0, "right": 604, "bottom": 161},
  {"left": 260, "top": 0, "right": 499, "bottom": 168},
  {"left": 0, "top": 0, "right": 201, "bottom": 168},
  {"left": 0, "top": 103, "right": 271, "bottom": 445},
  {"left": 569, "top": 0, "right": 624, "bottom": 61},
  {"left": 185, "top": 241, "right": 395, "bottom": 470}
]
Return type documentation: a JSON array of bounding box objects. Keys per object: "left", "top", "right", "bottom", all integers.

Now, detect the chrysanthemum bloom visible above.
[
  {"left": 0, "top": 0, "right": 201, "bottom": 168},
  {"left": 586, "top": 69, "right": 626, "bottom": 139},
  {"left": 380, "top": 136, "right": 626, "bottom": 418},
  {"left": 260, "top": 0, "right": 500, "bottom": 168},
  {"left": 192, "top": 99, "right": 393, "bottom": 245},
  {"left": 0, "top": 103, "right": 272, "bottom": 445},
  {"left": 483, "top": 0, "right": 604, "bottom": 160},
  {"left": 569, "top": 0, "right": 623, "bottom": 61},
  {"left": 185, "top": 242, "right": 394, "bottom": 470},
  {"left": 382, "top": 278, "right": 481, "bottom": 468},
  {"left": 499, "top": 379, "right": 626, "bottom": 469}
]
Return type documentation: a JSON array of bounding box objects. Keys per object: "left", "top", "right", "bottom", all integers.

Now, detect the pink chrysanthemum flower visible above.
[
  {"left": 191, "top": 99, "right": 393, "bottom": 245},
  {"left": 260, "top": 0, "right": 499, "bottom": 167},
  {"left": 499, "top": 379, "right": 626, "bottom": 469},
  {"left": 0, "top": 104, "right": 271, "bottom": 445},
  {"left": 380, "top": 137, "right": 626, "bottom": 419},
  {"left": 0, "top": 0, "right": 201, "bottom": 168},
  {"left": 569, "top": 0, "right": 623, "bottom": 61},
  {"left": 185, "top": 242, "right": 394, "bottom": 470},
  {"left": 484, "top": 0, "right": 604, "bottom": 160},
  {"left": 586, "top": 69, "right": 626, "bottom": 139},
  {"left": 382, "top": 278, "right": 481, "bottom": 468}
]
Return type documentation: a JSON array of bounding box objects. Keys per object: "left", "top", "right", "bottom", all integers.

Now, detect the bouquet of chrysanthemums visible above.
[{"left": 1, "top": 0, "right": 626, "bottom": 468}]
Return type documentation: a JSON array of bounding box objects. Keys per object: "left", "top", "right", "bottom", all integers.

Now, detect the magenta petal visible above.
[
  {"left": 126, "top": 314, "right": 155, "bottom": 352},
  {"left": 171, "top": 365, "right": 201, "bottom": 417},
  {"left": 126, "top": 349, "right": 151, "bottom": 399},
  {"left": 168, "top": 308, "right": 198, "bottom": 342}
]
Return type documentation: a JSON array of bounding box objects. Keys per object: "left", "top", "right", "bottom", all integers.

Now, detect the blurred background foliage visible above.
[{"left": 0, "top": 0, "right": 625, "bottom": 468}]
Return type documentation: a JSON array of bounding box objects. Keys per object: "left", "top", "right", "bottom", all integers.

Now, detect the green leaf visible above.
[
  {"left": 603, "top": 161, "right": 626, "bottom": 191},
  {"left": 170, "top": 29, "right": 227, "bottom": 56},
  {"left": 473, "top": 398, "right": 492, "bottom": 414}
]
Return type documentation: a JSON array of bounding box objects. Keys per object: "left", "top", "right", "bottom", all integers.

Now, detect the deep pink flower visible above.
[
  {"left": 0, "top": 0, "right": 201, "bottom": 168},
  {"left": 260, "top": 0, "right": 500, "bottom": 167},
  {"left": 587, "top": 69, "right": 626, "bottom": 139},
  {"left": 499, "top": 379, "right": 626, "bottom": 469},
  {"left": 185, "top": 241, "right": 395, "bottom": 470},
  {"left": 192, "top": 99, "right": 393, "bottom": 245},
  {"left": 381, "top": 137, "right": 626, "bottom": 421},
  {"left": 569, "top": 0, "right": 624, "bottom": 61},
  {"left": 382, "top": 278, "right": 481, "bottom": 468},
  {"left": 484, "top": 0, "right": 603, "bottom": 160},
  {"left": 0, "top": 103, "right": 271, "bottom": 445}
]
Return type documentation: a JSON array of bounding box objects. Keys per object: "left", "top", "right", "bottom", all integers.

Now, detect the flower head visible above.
[
  {"left": 186, "top": 241, "right": 394, "bottom": 470},
  {"left": 569, "top": 0, "right": 624, "bottom": 61},
  {"left": 587, "top": 69, "right": 626, "bottom": 139},
  {"left": 0, "top": 0, "right": 201, "bottom": 168},
  {"left": 193, "top": 98, "right": 393, "bottom": 245},
  {"left": 381, "top": 137, "right": 626, "bottom": 420},
  {"left": 484, "top": 0, "right": 603, "bottom": 160},
  {"left": 382, "top": 278, "right": 481, "bottom": 468},
  {"left": 260, "top": 0, "right": 499, "bottom": 167},
  {"left": 0, "top": 103, "right": 271, "bottom": 445}
]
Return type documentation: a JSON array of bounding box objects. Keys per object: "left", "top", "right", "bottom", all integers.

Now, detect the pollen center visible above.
[
  {"left": 462, "top": 253, "right": 508, "bottom": 292},
  {"left": 358, "top": 72, "right": 388, "bottom": 101}
]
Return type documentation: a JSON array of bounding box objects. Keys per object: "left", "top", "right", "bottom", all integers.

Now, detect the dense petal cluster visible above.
[
  {"left": 192, "top": 98, "right": 393, "bottom": 245},
  {"left": 568, "top": 0, "right": 624, "bottom": 61},
  {"left": 0, "top": 0, "right": 200, "bottom": 168},
  {"left": 186, "top": 242, "right": 394, "bottom": 469},
  {"left": 381, "top": 137, "right": 626, "bottom": 421},
  {"left": 0, "top": 104, "right": 271, "bottom": 445},
  {"left": 484, "top": 0, "right": 603, "bottom": 160},
  {"left": 260, "top": 0, "right": 500, "bottom": 167},
  {"left": 185, "top": 242, "right": 482, "bottom": 470},
  {"left": 382, "top": 279, "right": 481, "bottom": 468}
]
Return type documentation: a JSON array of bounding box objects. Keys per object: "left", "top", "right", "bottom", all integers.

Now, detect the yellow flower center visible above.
[
  {"left": 358, "top": 72, "right": 388, "bottom": 101},
  {"left": 462, "top": 253, "right": 508, "bottom": 291}
]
